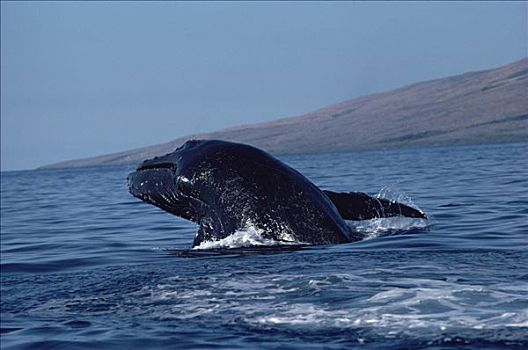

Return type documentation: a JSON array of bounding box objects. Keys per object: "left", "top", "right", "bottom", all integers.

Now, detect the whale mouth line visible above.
[{"left": 136, "top": 162, "right": 177, "bottom": 172}]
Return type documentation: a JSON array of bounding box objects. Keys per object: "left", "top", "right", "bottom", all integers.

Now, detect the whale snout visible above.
[
  {"left": 127, "top": 151, "right": 181, "bottom": 193},
  {"left": 127, "top": 156, "right": 197, "bottom": 222}
]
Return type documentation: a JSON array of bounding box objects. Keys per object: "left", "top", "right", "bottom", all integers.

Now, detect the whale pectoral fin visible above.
[{"left": 323, "top": 191, "right": 427, "bottom": 220}]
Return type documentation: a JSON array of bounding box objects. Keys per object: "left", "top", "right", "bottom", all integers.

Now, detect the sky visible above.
[{"left": 1, "top": 2, "right": 526, "bottom": 171}]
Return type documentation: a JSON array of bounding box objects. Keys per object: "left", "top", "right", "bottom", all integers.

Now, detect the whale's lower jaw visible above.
[{"left": 127, "top": 168, "right": 195, "bottom": 221}]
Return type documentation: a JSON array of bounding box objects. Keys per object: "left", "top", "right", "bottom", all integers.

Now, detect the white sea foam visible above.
[
  {"left": 194, "top": 210, "right": 428, "bottom": 249},
  {"left": 347, "top": 216, "right": 428, "bottom": 240},
  {"left": 143, "top": 274, "right": 528, "bottom": 336},
  {"left": 248, "top": 279, "right": 528, "bottom": 334},
  {"left": 193, "top": 221, "right": 301, "bottom": 250},
  {"left": 29, "top": 270, "right": 528, "bottom": 343}
]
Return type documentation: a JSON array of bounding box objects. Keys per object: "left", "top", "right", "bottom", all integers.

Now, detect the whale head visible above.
[{"left": 127, "top": 140, "right": 205, "bottom": 222}]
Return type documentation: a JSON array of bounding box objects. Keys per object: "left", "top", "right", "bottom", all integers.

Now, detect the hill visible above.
[{"left": 41, "top": 58, "right": 528, "bottom": 169}]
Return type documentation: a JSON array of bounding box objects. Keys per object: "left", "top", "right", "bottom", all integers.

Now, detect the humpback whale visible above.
[{"left": 127, "top": 140, "right": 426, "bottom": 247}]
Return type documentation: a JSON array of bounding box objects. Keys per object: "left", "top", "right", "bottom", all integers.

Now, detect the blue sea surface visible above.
[{"left": 1, "top": 142, "right": 527, "bottom": 349}]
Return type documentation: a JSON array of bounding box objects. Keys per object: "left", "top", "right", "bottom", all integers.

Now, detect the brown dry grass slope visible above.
[{"left": 42, "top": 58, "right": 528, "bottom": 169}]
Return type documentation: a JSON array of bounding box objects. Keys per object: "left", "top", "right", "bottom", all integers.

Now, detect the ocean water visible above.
[{"left": 1, "top": 142, "right": 527, "bottom": 349}]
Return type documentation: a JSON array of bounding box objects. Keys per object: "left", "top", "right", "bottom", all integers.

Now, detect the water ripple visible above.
[{"left": 1, "top": 143, "right": 528, "bottom": 349}]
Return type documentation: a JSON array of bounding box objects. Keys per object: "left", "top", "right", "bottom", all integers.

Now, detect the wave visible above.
[{"left": 24, "top": 269, "right": 527, "bottom": 345}]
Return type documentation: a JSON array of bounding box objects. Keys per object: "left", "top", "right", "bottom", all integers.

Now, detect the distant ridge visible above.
[{"left": 41, "top": 58, "right": 528, "bottom": 169}]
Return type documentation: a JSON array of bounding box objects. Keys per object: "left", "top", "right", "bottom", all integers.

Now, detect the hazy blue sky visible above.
[{"left": 1, "top": 2, "right": 526, "bottom": 170}]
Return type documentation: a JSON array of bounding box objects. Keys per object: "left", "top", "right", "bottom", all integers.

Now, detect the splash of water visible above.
[
  {"left": 193, "top": 220, "right": 301, "bottom": 250},
  {"left": 347, "top": 217, "right": 428, "bottom": 240}
]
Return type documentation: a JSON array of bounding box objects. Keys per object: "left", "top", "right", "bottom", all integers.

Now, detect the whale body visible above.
[{"left": 127, "top": 140, "right": 426, "bottom": 247}]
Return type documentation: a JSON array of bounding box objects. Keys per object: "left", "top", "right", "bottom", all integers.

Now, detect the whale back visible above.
[{"left": 173, "top": 140, "right": 354, "bottom": 246}]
